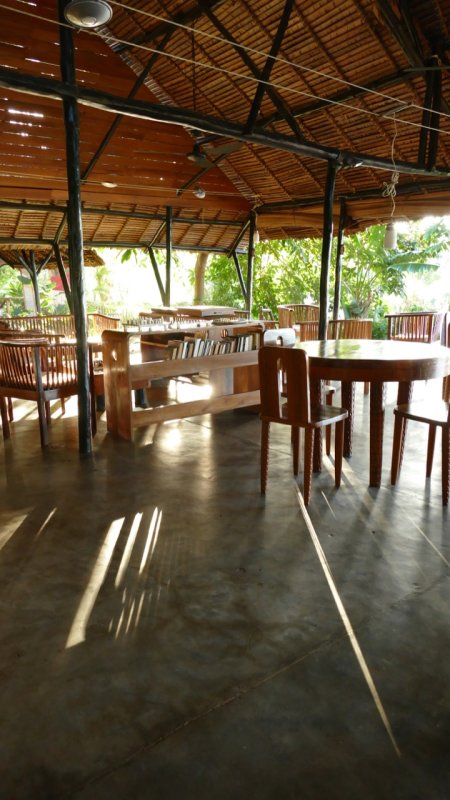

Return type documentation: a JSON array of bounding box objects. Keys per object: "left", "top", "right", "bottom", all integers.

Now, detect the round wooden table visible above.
[{"left": 295, "top": 339, "right": 450, "bottom": 487}]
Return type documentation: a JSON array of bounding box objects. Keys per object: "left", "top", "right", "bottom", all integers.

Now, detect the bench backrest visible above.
[
  {"left": 0, "top": 313, "right": 120, "bottom": 338},
  {"left": 386, "top": 312, "right": 444, "bottom": 343},
  {"left": 0, "top": 341, "right": 79, "bottom": 393}
]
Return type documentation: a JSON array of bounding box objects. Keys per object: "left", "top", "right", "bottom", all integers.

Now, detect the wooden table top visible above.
[{"left": 294, "top": 339, "right": 450, "bottom": 382}]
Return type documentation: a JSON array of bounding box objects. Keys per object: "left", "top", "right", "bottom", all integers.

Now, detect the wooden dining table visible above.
[{"left": 294, "top": 339, "right": 450, "bottom": 487}]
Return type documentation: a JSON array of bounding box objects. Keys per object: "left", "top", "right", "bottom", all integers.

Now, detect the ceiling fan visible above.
[{"left": 186, "top": 140, "right": 243, "bottom": 169}]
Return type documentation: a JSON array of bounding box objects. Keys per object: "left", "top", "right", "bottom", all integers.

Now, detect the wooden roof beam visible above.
[
  {"left": 2, "top": 67, "right": 450, "bottom": 178},
  {"left": 0, "top": 237, "right": 246, "bottom": 254},
  {"left": 0, "top": 202, "right": 244, "bottom": 227},
  {"left": 376, "top": 0, "right": 450, "bottom": 117},
  {"left": 258, "top": 177, "right": 450, "bottom": 212},
  {"left": 244, "top": 0, "right": 295, "bottom": 134},
  {"left": 259, "top": 68, "right": 417, "bottom": 128},
  {"left": 197, "top": 0, "right": 304, "bottom": 141}
]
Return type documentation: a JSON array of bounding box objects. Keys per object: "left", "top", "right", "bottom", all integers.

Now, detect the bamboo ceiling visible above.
[{"left": 0, "top": 0, "right": 449, "bottom": 252}]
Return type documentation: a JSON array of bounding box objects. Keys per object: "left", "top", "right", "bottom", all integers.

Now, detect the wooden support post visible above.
[
  {"left": 319, "top": 161, "right": 338, "bottom": 340},
  {"left": 147, "top": 247, "right": 166, "bottom": 305},
  {"left": 59, "top": 0, "right": 92, "bottom": 456},
  {"left": 232, "top": 251, "right": 247, "bottom": 302},
  {"left": 165, "top": 206, "right": 172, "bottom": 306},
  {"left": 246, "top": 212, "right": 256, "bottom": 316},
  {"left": 53, "top": 242, "right": 74, "bottom": 313},
  {"left": 333, "top": 199, "right": 345, "bottom": 319}
]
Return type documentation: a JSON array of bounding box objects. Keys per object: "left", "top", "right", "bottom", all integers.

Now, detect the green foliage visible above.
[
  {"left": 0, "top": 266, "right": 26, "bottom": 315},
  {"left": 341, "top": 223, "right": 448, "bottom": 318},
  {"left": 199, "top": 220, "right": 449, "bottom": 323},
  {"left": 203, "top": 239, "right": 323, "bottom": 316}
]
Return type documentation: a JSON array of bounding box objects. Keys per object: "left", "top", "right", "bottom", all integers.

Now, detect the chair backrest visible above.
[
  {"left": 0, "top": 340, "right": 79, "bottom": 394},
  {"left": 295, "top": 321, "right": 320, "bottom": 341},
  {"left": 277, "top": 304, "right": 320, "bottom": 327},
  {"left": 259, "top": 306, "right": 275, "bottom": 321},
  {"left": 328, "top": 318, "right": 372, "bottom": 340},
  {"left": 88, "top": 313, "right": 120, "bottom": 336},
  {"left": 263, "top": 328, "right": 296, "bottom": 346},
  {"left": 386, "top": 312, "right": 442, "bottom": 343},
  {"left": 259, "top": 345, "right": 310, "bottom": 425},
  {"left": 0, "top": 340, "right": 44, "bottom": 391}
]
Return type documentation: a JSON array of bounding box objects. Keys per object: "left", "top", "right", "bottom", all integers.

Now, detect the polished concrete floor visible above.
[{"left": 0, "top": 380, "right": 449, "bottom": 799}]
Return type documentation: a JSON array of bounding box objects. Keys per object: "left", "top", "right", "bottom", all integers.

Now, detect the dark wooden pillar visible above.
[
  {"left": 319, "top": 161, "right": 338, "bottom": 339},
  {"left": 59, "top": 0, "right": 92, "bottom": 455},
  {"left": 53, "top": 243, "right": 74, "bottom": 314},
  {"left": 231, "top": 251, "right": 247, "bottom": 302},
  {"left": 246, "top": 211, "right": 256, "bottom": 316},
  {"left": 147, "top": 246, "right": 166, "bottom": 305},
  {"left": 333, "top": 199, "right": 346, "bottom": 320},
  {"left": 165, "top": 206, "right": 172, "bottom": 306}
]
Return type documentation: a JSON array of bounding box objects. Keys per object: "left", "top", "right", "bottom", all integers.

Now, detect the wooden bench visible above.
[
  {"left": 102, "top": 330, "right": 260, "bottom": 440},
  {"left": 0, "top": 340, "right": 96, "bottom": 446}
]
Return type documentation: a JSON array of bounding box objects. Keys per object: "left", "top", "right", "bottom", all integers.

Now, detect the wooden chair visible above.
[
  {"left": 327, "top": 318, "right": 372, "bottom": 341},
  {"left": 259, "top": 306, "right": 277, "bottom": 324},
  {"left": 328, "top": 318, "right": 372, "bottom": 395},
  {"left": 277, "top": 304, "right": 320, "bottom": 328},
  {"left": 258, "top": 345, "right": 348, "bottom": 505},
  {"left": 391, "top": 323, "right": 450, "bottom": 505},
  {"left": 0, "top": 340, "right": 96, "bottom": 447},
  {"left": 385, "top": 312, "right": 444, "bottom": 343}
]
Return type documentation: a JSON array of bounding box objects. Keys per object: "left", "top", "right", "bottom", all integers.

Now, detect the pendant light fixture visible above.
[
  {"left": 64, "top": 0, "right": 113, "bottom": 28},
  {"left": 383, "top": 222, "right": 397, "bottom": 249}
]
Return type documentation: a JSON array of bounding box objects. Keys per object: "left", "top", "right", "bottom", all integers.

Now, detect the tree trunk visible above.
[{"left": 194, "top": 252, "right": 208, "bottom": 303}]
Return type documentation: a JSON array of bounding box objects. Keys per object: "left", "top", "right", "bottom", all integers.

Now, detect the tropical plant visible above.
[
  {"left": 340, "top": 222, "right": 448, "bottom": 318},
  {"left": 202, "top": 239, "right": 323, "bottom": 316}
]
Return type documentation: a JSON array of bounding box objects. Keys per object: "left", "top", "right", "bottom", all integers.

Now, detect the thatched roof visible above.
[
  {"left": 0, "top": 0, "right": 449, "bottom": 251},
  {"left": 0, "top": 248, "right": 104, "bottom": 269}
]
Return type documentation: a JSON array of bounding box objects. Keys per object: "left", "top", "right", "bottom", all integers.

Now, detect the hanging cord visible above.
[
  {"left": 192, "top": 25, "right": 196, "bottom": 112},
  {"left": 382, "top": 113, "right": 400, "bottom": 217}
]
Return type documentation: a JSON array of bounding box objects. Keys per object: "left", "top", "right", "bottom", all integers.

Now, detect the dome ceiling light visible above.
[{"left": 64, "top": 0, "right": 113, "bottom": 29}]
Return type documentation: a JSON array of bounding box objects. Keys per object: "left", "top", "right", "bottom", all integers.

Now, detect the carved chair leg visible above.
[
  {"left": 334, "top": 420, "right": 344, "bottom": 488},
  {"left": 391, "top": 412, "right": 405, "bottom": 485},
  {"left": 7, "top": 397, "right": 13, "bottom": 422},
  {"left": 442, "top": 426, "right": 449, "bottom": 506},
  {"left": 303, "top": 427, "right": 314, "bottom": 505},
  {"left": 260, "top": 420, "right": 270, "bottom": 495},
  {"left": 325, "top": 391, "right": 332, "bottom": 456},
  {"left": 291, "top": 426, "right": 300, "bottom": 475},
  {"left": 1, "top": 397, "right": 11, "bottom": 439},
  {"left": 37, "top": 396, "right": 49, "bottom": 447},
  {"left": 426, "top": 424, "right": 437, "bottom": 478}
]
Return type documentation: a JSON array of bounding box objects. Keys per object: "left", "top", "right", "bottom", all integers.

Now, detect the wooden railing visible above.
[{"left": 1, "top": 313, "right": 120, "bottom": 338}]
